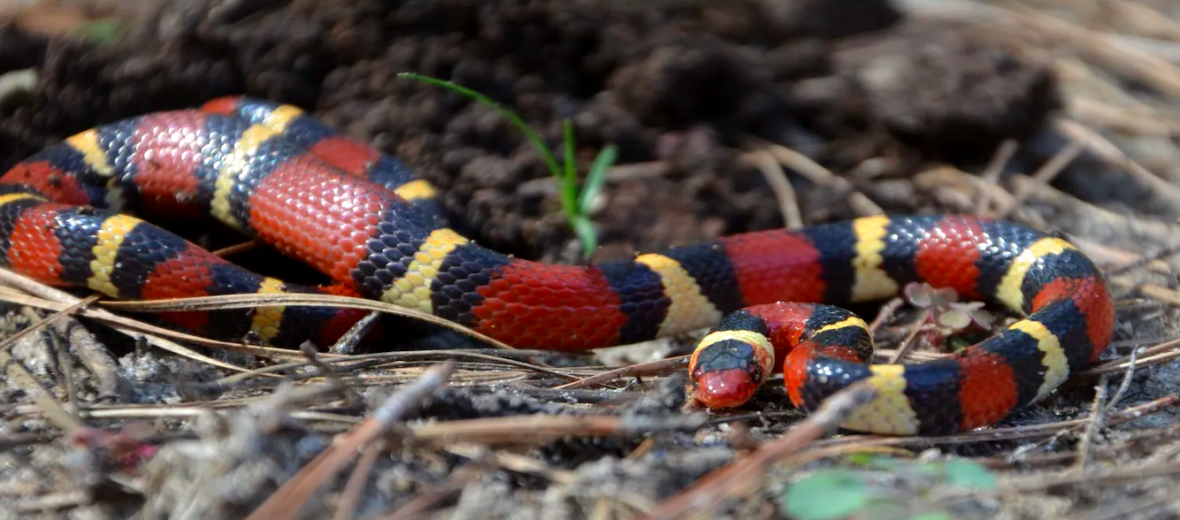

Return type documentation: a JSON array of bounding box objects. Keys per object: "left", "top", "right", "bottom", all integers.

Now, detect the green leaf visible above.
[
  {"left": 933, "top": 287, "right": 960, "bottom": 304},
  {"left": 397, "top": 73, "right": 562, "bottom": 177},
  {"left": 562, "top": 120, "right": 577, "bottom": 181},
  {"left": 905, "top": 282, "right": 933, "bottom": 308},
  {"left": 573, "top": 217, "right": 598, "bottom": 258},
  {"left": 947, "top": 336, "right": 974, "bottom": 351},
  {"left": 578, "top": 144, "right": 617, "bottom": 214},
  {"left": 905, "top": 512, "right": 954, "bottom": 520},
  {"left": 560, "top": 119, "right": 579, "bottom": 216},
  {"left": 863, "top": 456, "right": 911, "bottom": 471},
  {"left": 71, "top": 18, "right": 126, "bottom": 46},
  {"left": 845, "top": 453, "right": 880, "bottom": 466},
  {"left": 781, "top": 470, "right": 873, "bottom": 520},
  {"left": 968, "top": 308, "right": 995, "bottom": 327},
  {"left": 940, "top": 459, "right": 997, "bottom": 489},
  {"left": 935, "top": 309, "right": 970, "bottom": 330}
]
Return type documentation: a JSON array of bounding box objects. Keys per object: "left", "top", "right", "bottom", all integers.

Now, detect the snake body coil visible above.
[{"left": 0, "top": 97, "right": 1115, "bottom": 435}]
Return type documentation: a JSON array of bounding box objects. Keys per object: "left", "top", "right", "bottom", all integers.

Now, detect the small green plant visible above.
[
  {"left": 71, "top": 18, "right": 128, "bottom": 46},
  {"left": 779, "top": 455, "right": 996, "bottom": 520},
  {"left": 904, "top": 282, "right": 997, "bottom": 351},
  {"left": 398, "top": 72, "right": 617, "bottom": 259}
]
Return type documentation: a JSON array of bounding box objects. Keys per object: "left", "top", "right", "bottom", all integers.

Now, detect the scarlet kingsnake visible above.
[{"left": 0, "top": 97, "right": 1115, "bottom": 435}]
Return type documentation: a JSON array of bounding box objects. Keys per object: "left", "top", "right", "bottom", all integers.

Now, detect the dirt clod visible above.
[{"left": 842, "top": 25, "right": 1060, "bottom": 160}]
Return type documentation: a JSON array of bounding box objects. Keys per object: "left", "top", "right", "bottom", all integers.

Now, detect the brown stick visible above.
[
  {"left": 409, "top": 413, "right": 707, "bottom": 446},
  {"left": 742, "top": 148, "right": 803, "bottom": 229},
  {"left": 211, "top": 240, "right": 261, "bottom": 257},
  {"left": 552, "top": 355, "right": 689, "bottom": 390},
  {"left": 244, "top": 361, "right": 455, "bottom": 520},
  {"left": 644, "top": 382, "right": 876, "bottom": 520},
  {"left": 975, "top": 139, "right": 1019, "bottom": 215}
]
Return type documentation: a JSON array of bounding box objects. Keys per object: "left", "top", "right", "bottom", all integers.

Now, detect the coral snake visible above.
[{"left": 0, "top": 96, "right": 1115, "bottom": 436}]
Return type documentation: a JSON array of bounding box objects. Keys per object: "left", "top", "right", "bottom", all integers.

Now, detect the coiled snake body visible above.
[{"left": 0, "top": 97, "right": 1115, "bottom": 435}]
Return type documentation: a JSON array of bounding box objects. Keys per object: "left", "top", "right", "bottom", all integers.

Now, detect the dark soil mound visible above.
[{"left": 0, "top": 0, "right": 1057, "bottom": 263}]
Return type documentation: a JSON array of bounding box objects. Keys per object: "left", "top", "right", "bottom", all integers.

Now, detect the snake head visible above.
[
  {"left": 690, "top": 366, "right": 762, "bottom": 409},
  {"left": 687, "top": 335, "right": 773, "bottom": 409}
]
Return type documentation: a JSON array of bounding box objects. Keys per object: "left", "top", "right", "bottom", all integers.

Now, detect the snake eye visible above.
[{"left": 691, "top": 366, "right": 761, "bottom": 409}]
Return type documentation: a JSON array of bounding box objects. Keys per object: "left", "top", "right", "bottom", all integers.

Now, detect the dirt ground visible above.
[{"left": 4, "top": 0, "right": 1180, "bottom": 519}]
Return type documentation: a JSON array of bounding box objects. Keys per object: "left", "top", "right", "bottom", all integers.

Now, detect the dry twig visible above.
[
  {"left": 1104, "top": 346, "right": 1141, "bottom": 412},
  {"left": 1106, "top": 242, "right": 1180, "bottom": 277},
  {"left": 741, "top": 148, "right": 803, "bottom": 229},
  {"left": 211, "top": 240, "right": 261, "bottom": 257},
  {"left": 975, "top": 139, "right": 1019, "bottom": 215},
  {"left": 1073, "top": 375, "right": 1108, "bottom": 473},
  {"left": 378, "top": 465, "right": 484, "bottom": 520},
  {"left": 886, "top": 311, "right": 930, "bottom": 364},
  {"left": 1081, "top": 333, "right": 1180, "bottom": 378},
  {"left": 1055, "top": 118, "right": 1180, "bottom": 216},
  {"left": 552, "top": 355, "right": 689, "bottom": 390},
  {"left": 101, "top": 292, "right": 516, "bottom": 350},
  {"left": 334, "top": 444, "right": 382, "bottom": 520},
  {"left": 409, "top": 413, "right": 706, "bottom": 446},
  {"left": 760, "top": 142, "right": 885, "bottom": 216},
  {"left": 645, "top": 382, "right": 877, "bottom": 520},
  {"left": 244, "top": 361, "right": 455, "bottom": 520},
  {"left": 867, "top": 297, "right": 905, "bottom": 334},
  {"left": 992, "top": 138, "right": 1086, "bottom": 220}
]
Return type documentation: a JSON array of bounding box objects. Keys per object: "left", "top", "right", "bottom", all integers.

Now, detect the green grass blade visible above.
[
  {"left": 573, "top": 216, "right": 598, "bottom": 258},
  {"left": 562, "top": 119, "right": 577, "bottom": 182},
  {"left": 560, "top": 119, "right": 579, "bottom": 216},
  {"left": 71, "top": 18, "right": 127, "bottom": 46},
  {"left": 398, "top": 72, "right": 607, "bottom": 259},
  {"left": 578, "top": 144, "right": 617, "bottom": 214},
  {"left": 397, "top": 72, "right": 562, "bottom": 177}
]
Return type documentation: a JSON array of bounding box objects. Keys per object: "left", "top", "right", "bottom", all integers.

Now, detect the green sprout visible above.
[
  {"left": 398, "top": 72, "right": 617, "bottom": 259},
  {"left": 71, "top": 18, "right": 128, "bottom": 46},
  {"left": 780, "top": 456, "right": 997, "bottom": 520}
]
